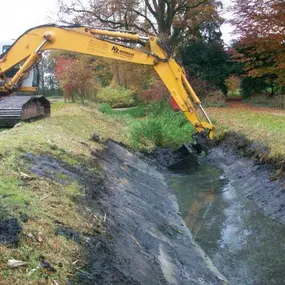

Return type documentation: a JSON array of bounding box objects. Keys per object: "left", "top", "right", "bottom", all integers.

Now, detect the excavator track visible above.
[{"left": 0, "top": 95, "right": 50, "bottom": 127}]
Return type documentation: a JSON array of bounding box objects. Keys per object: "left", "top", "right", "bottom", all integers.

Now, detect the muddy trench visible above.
[
  {"left": 3, "top": 135, "right": 285, "bottom": 284},
  {"left": 18, "top": 140, "right": 228, "bottom": 285},
  {"left": 168, "top": 138, "right": 285, "bottom": 285},
  {"left": 73, "top": 137, "right": 285, "bottom": 285}
]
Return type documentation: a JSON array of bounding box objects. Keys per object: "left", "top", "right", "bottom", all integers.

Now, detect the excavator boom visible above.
[{"left": 0, "top": 24, "right": 214, "bottom": 138}]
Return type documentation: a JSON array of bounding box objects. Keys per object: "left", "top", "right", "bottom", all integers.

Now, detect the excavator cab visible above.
[
  {"left": 1, "top": 41, "right": 12, "bottom": 54},
  {"left": 0, "top": 41, "right": 39, "bottom": 90}
]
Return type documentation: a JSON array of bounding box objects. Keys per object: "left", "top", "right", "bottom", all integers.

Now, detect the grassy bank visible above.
[
  {"left": 208, "top": 106, "right": 285, "bottom": 161},
  {"left": 0, "top": 102, "right": 126, "bottom": 284},
  {"left": 99, "top": 102, "right": 195, "bottom": 150}
]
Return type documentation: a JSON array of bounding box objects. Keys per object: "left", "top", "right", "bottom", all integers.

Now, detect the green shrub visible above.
[
  {"left": 114, "top": 106, "right": 145, "bottom": 118},
  {"left": 98, "top": 103, "right": 113, "bottom": 114},
  {"left": 96, "top": 86, "right": 135, "bottom": 108},
  {"left": 98, "top": 101, "right": 195, "bottom": 149},
  {"left": 129, "top": 102, "right": 195, "bottom": 149},
  {"left": 131, "top": 118, "right": 164, "bottom": 149}
]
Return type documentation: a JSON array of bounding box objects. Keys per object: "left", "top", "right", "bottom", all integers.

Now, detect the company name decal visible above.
[{"left": 111, "top": 46, "right": 134, "bottom": 58}]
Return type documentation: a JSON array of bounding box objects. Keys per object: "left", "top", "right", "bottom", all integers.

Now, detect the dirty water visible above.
[{"left": 168, "top": 153, "right": 285, "bottom": 285}]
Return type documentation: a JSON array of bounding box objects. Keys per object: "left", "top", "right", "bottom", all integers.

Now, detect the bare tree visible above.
[{"left": 57, "top": 0, "right": 222, "bottom": 45}]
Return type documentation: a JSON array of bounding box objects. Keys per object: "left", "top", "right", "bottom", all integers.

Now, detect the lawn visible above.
[{"left": 208, "top": 105, "right": 285, "bottom": 160}]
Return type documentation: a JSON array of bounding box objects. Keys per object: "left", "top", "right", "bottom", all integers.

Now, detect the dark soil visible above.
[
  {"left": 0, "top": 218, "right": 22, "bottom": 246},
  {"left": 24, "top": 153, "right": 82, "bottom": 184},
  {"left": 215, "top": 131, "right": 285, "bottom": 175},
  {"left": 24, "top": 141, "right": 228, "bottom": 285},
  {"left": 55, "top": 227, "right": 81, "bottom": 243},
  {"left": 143, "top": 147, "right": 198, "bottom": 172},
  {"left": 210, "top": 132, "right": 285, "bottom": 225}
]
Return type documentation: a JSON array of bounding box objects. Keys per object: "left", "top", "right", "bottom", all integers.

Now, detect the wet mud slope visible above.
[
  {"left": 209, "top": 134, "right": 285, "bottom": 225},
  {"left": 73, "top": 140, "right": 227, "bottom": 285},
  {"left": 16, "top": 138, "right": 227, "bottom": 285},
  {"left": 167, "top": 135, "right": 285, "bottom": 285}
]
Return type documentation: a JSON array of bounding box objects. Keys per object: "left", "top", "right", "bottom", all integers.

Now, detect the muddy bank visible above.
[
  {"left": 216, "top": 132, "right": 285, "bottom": 177},
  {"left": 168, "top": 155, "right": 285, "bottom": 284},
  {"left": 25, "top": 140, "right": 228, "bottom": 284},
  {"left": 212, "top": 133, "right": 285, "bottom": 225},
  {"left": 79, "top": 140, "right": 227, "bottom": 285}
]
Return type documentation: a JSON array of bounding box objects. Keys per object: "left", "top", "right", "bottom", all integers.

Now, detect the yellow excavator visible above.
[{"left": 0, "top": 24, "right": 214, "bottom": 139}]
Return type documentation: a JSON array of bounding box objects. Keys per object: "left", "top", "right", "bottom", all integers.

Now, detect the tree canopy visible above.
[
  {"left": 58, "top": 0, "right": 223, "bottom": 46},
  {"left": 231, "top": 0, "right": 285, "bottom": 86},
  {"left": 181, "top": 39, "right": 241, "bottom": 93}
]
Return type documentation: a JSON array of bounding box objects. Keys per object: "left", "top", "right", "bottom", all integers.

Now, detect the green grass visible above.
[
  {"left": 245, "top": 95, "right": 285, "bottom": 109},
  {"left": 96, "top": 86, "right": 135, "bottom": 108},
  {"left": 114, "top": 106, "right": 146, "bottom": 118},
  {"left": 227, "top": 89, "right": 241, "bottom": 98},
  {"left": 208, "top": 106, "right": 285, "bottom": 160},
  {"left": 98, "top": 102, "right": 114, "bottom": 114},
  {"left": 99, "top": 102, "right": 195, "bottom": 150},
  {"left": 0, "top": 102, "right": 127, "bottom": 285},
  {"left": 0, "top": 176, "right": 30, "bottom": 219}
]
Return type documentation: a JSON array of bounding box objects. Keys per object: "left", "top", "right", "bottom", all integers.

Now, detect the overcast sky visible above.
[
  {"left": 220, "top": 0, "right": 235, "bottom": 45},
  {"left": 0, "top": 0, "right": 234, "bottom": 44},
  {"left": 0, "top": 0, "right": 58, "bottom": 41}
]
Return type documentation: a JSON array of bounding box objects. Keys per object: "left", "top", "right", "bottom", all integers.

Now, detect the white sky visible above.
[
  {"left": 0, "top": 0, "right": 235, "bottom": 44},
  {"left": 220, "top": 0, "right": 235, "bottom": 45},
  {"left": 0, "top": 0, "right": 58, "bottom": 41}
]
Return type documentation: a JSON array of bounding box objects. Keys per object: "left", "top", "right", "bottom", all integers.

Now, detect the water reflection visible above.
[{"left": 168, "top": 163, "right": 285, "bottom": 285}]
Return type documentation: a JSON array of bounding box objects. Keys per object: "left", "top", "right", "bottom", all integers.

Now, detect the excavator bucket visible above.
[
  {"left": 167, "top": 144, "right": 199, "bottom": 171},
  {"left": 0, "top": 95, "right": 50, "bottom": 127},
  {"left": 167, "top": 133, "right": 210, "bottom": 172}
]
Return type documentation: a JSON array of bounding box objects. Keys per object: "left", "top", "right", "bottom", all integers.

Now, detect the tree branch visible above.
[
  {"left": 174, "top": 0, "right": 209, "bottom": 14},
  {"left": 145, "top": 0, "right": 158, "bottom": 18},
  {"left": 129, "top": 7, "right": 158, "bottom": 34}
]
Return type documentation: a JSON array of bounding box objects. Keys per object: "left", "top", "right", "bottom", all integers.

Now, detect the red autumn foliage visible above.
[
  {"left": 230, "top": 0, "right": 285, "bottom": 85},
  {"left": 55, "top": 57, "right": 74, "bottom": 101},
  {"left": 55, "top": 56, "right": 97, "bottom": 102},
  {"left": 138, "top": 80, "right": 169, "bottom": 103}
]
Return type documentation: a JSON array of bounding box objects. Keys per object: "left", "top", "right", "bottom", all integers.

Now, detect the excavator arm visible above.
[{"left": 0, "top": 24, "right": 215, "bottom": 138}]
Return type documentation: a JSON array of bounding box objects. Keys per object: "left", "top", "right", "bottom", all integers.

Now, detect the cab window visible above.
[{"left": 2, "top": 45, "right": 11, "bottom": 53}]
